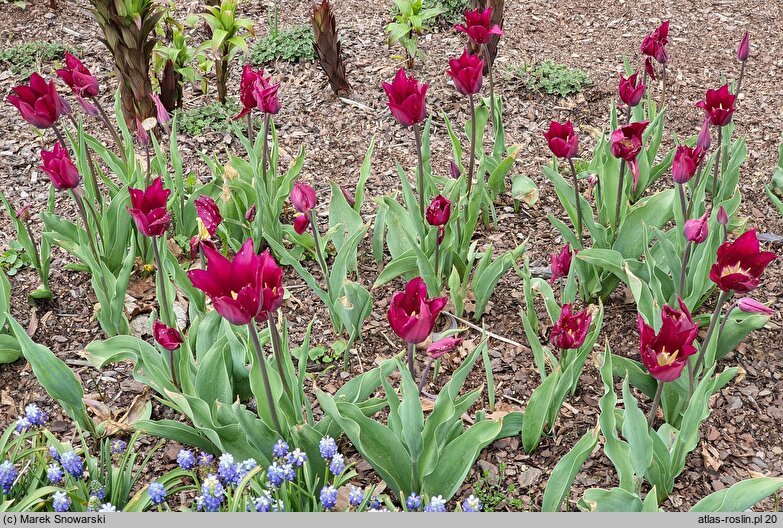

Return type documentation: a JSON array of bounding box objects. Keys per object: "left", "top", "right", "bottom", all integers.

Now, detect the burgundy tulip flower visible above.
[
  {"left": 447, "top": 48, "right": 484, "bottom": 96},
  {"left": 383, "top": 68, "right": 428, "bottom": 127},
  {"left": 644, "top": 57, "right": 657, "bottom": 81},
  {"left": 387, "top": 277, "right": 447, "bottom": 344},
  {"left": 619, "top": 72, "right": 645, "bottom": 108},
  {"left": 709, "top": 229, "right": 776, "bottom": 293},
  {"left": 153, "top": 319, "right": 183, "bottom": 351},
  {"left": 253, "top": 73, "right": 281, "bottom": 115},
  {"left": 234, "top": 64, "right": 262, "bottom": 120},
  {"left": 340, "top": 185, "right": 356, "bottom": 208},
  {"left": 737, "top": 31, "right": 750, "bottom": 62},
  {"left": 40, "top": 142, "right": 80, "bottom": 190},
  {"left": 640, "top": 21, "right": 670, "bottom": 64},
  {"left": 672, "top": 145, "right": 704, "bottom": 184},
  {"left": 683, "top": 212, "right": 709, "bottom": 244},
  {"left": 290, "top": 181, "right": 317, "bottom": 213},
  {"left": 549, "top": 304, "right": 592, "bottom": 350},
  {"left": 7, "top": 73, "right": 68, "bottom": 129},
  {"left": 127, "top": 177, "right": 172, "bottom": 238},
  {"left": 549, "top": 243, "right": 573, "bottom": 285},
  {"left": 245, "top": 204, "right": 257, "bottom": 222},
  {"left": 293, "top": 213, "right": 310, "bottom": 235},
  {"left": 638, "top": 298, "right": 698, "bottom": 382},
  {"left": 543, "top": 120, "right": 578, "bottom": 160},
  {"left": 738, "top": 298, "right": 774, "bottom": 315},
  {"left": 696, "top": 84, "right": 736, "bottom": 127},
  {"left": 426, "top": 337, "right": 463, "bottom": 359},
  {"left": 195, "top": 195, "right": 222, "bottom": 237},
  {"left": 454, "top": 7, "right": 503, "bottom": 45},
  {"left": 188, "top": 238, "right": 284, "bottom": 325},
  {"left": 696, "top": 119, "right": 712, "bottom": 151},
  {"left": 449, "top": 160, "right": 461, "bottom": 180},
  {"left": 610, "top": 121, "right": 649, "bottom": 191},
  {"left": 717, "top": 205, "right": 728, "bottom": 226},
  {"left": 426, "top": 194, "right": 451, "bottom": 244},
  {"left": 56, "top": 52, "right": 99, "bottom": 98}
]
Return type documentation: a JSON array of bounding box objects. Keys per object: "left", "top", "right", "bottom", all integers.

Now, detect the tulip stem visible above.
[
  {"left": 406, "top": 342, "right": 416, "bottom": 379},
  {"left": 677, "top": 183, "right": 687, "bottom": 220},
  {"left": 717, "top": 301, "right": 739, "bottom": 345},
  {"left": 467, "top": 94, "right": 477, "bottom": 199},
  {"left": 613, "top": 106, "right": 632, "bottom": 235},
  {"left": 309, "top": 209, "right": 329, "bottom": 292},
  {"left": 63, "top": 115, "right": 105, "bottom": 215},
  {"left": 70, "top": 190, "right": 101, "bottom": 270},
  {"left": 568, "top": 158, "right": 583, "bottom": 247},
  {"left": 434, "top": 236, "right": 440, "bottom": 285},
  {"left": 689, "top": 290, "right": 729, "bottom": 397},
  {"left": 248, "top": 322, "right": 284, "bottom": 436},
  {"left": 246, "top": 111, "right": 253, "bottom": 142},
  {"left": 661, "top": 64, "right": 667, "bottom": 111},
  {"left": 711, "top": 126, "right": 723, "bottom": 198},
  {"left": 261, "top": 114, "right": 271, "bottom": 191},
  {"left": 417, "top": 356, "right": 435, "bottom": 394},
  {"left": 93, "top": 98, "right": 125, "bottom": 162},
  {"left": 735, "top": 60, "right": 746, "bottom": 101},
  {"left": 647, "top": 381, "right": 664, "bottom": 428},
  {"left": 482, "top": 43, "right": 497, "bottom": 132},
  {"left": 678, "top": 240, "right": 692, "bottom": 299},
  {"left": 686, "top": 160, "right": 706, "bottom": 219},
  {"left": 151, "top": 236, "right": 174, "bottom": 329},
  {"left": 268, "top": 314, "right": 293, "bottom": 402},
  {"left": 412, "top": 122, "right": 426, "bottom": 222}
]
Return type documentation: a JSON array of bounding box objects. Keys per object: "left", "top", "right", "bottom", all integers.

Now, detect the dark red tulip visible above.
[
  {"left": 640, "top": 21, "right": 669, "bottom": 64},
  {"left": 737, "top": 31, "right": 750, "bottom": 62},
  {"left": 189, "top": 237, "right": 216, "bottom": 259},
  {"left": 293, "top": 213, "right": 310, "bottom": 235},
  {"left": 696, "top": 119, "right": 711, "bottom": 151},
  {"left": 717, "top": 205, "right": 728, "bottom": 226},
  {"left": 290, "top": 181, "right": 317, "bottom": 213},
  {"left": 549, "top": 243, "right": 573, "bottom": 285},
  {"left": 619, "top": 72, "right": 645, "bottom": 108},
  {"left": 644, "top": 57, "right": 657, "bottom": 81},
  {"left": 7, "top": 73, "right": 68, "bottom": 129},
  {"left": 188, "top": 239, "right": 284, "bottom": 325},
  {"left": 449, "top": 160, "right": 461, "bottom": 179},
  {"left": 253, "top": 73, "right": 281, "bottom": 115},
  {"left": 549, "top": 304, "right": 591, "bottom": 350},
  {"left": 426, "top": 337, "right": 463, "bottom": 359},
  {"left": 696, "top": 84, "right": 736, "bottom": 127},
  {"left": 446, "top": 48, "right": 484, "bottom": 96},
  {"left": 340, "top": 185, "right": 356, "bottom": 208},
  {"left": 610, "top": 121, "right": 649, "bottom": 191},
  {"left": 245, "top": 204, "right": 257, "bottom": 222},
  {"left": 709, "top": 229, "right": 776, "bottom": 293},
  {"left": 382, "top": 68, "right": 428, "bottom": 127},
  {"left": 672, "top": 145, "right": 704, "bottom": 184},
  {"left": 738, "top": 298, "right": 773, "bottom": 315},
  {"left": 195, "top": 195, "right": 222, "bottom": 237},
  {"left": 387, "top": 277, "right": 447, "bottom": 344},
  {"left": 638, "top": 299, "right": 698, "bottom": 382},
  {"left": 40, "top": 142, "right": 80, "bottom": 190},
  {"left": 543, "top": 120, "right": 578, "bottom": 160},
  {"left": 135, "top": 117, "right": 151, "bottom": 146},
  {"left": 127, "top": 177, "right": 172, "bottom": 238},
  {"left": 683, "top": 212, "right": 709, "bottom": 244},
  {"left": 56, "top": 52, "right": 99, "bottom": 98},
  {"left": 454, "top": 7, "right": 503, "bottom": 45},
  {"left": 425, "top": 195, "right": 451, "bottom": 226},
  {"left": 153, "top": 319, "right": 183, "bottom": 351},
  {"left": 234, "top": 64, "right": 262, "bottom": 120}
]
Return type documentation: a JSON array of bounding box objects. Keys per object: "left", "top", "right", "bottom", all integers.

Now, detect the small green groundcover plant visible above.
[
  {"left": 506, "top": 61, "right": 591, "bottom": 98},
  {"left": 0, "top": 41, "right": 71, "bottom": 77},
  {"left": 251, "top": 25, "right": 314, "bottom": 65}
]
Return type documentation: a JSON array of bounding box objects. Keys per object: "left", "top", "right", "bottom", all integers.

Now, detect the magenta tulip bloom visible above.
[
  {"left": 738, "top": 298, "right": 773, "bottom": 315},
  {"left": 56, "top": 52, "right": 99, "bottom": 98},
  {"left": 549, "top": 304, "right": 591, "bottom": 350},
  {"left": 153, "top": 320, "right": 183, "bottom": 351},
  {"left": 638, "top": 298, "right": 698, "bottom": 382},
  {"left": 427, "top": 337, "right": 463, "bottom": 359},
  {"left": 40, "top": 142, "right": 80, "bottom": 190},
  {"left": 127, "top": 177, "right": 172, "bottom": 238},
  {"left": 696, "top": 84, "right": 736, "bottom": 127},
  {"left": 737, "top": 31, "right": 750, "bottom": 61},
  {"left": 644, "top": 57, "right": 657, "bottom": 81},
  {"left": 640, "top": 21, "right": 669, "bottom": 64},
  {"left": 447, "top": 48, "right": 484, "bottom": 96},
  {"left": 683, "top": 212, "right": 709, "bottom": 244},
  {"left": 425, "top": 195, "right": 451, "bottom": 227},
  {"left": 195, "top": 195, "right": 222, "bottom": 237},
  {"left": 717, "top": 205, "right": 728, "bottom": 226},
  {"left": 549, "top": 243, "right": 573, "bottom": 285},
  {"left": 253, "top": 74, "right": 281, "bottom": 115},
  {"left": 234, "top": 64, "right": 262, "bottom": 120},
  {"left": 454, "top": 7, "right": 503, "bottom": 45},
  {"left": 388, "top": 277, "right": 447, "bottom": 344},
  {"left": 188, "top": 239, "right": 284, "bottom": 325},
  {"left": 619, "top": 72, "right": 645, "bottom": 108},
  {"left": 245, "top": 204, "right": 257, "bottom": 222},
  {"left": 151, "top": 93, "right": 171, "bottom": 126},
  {"left": 7, "top": 73, "right": 68, "bottom": 129},
  {"left": 672, "top": 145, "right": 704, "bottom": 184},
  {"left": 610, "top": 121, "right": 649, "bottom": 191},
  {"left": 293, "top": 213, "right": 310, "bottom": 235},
  {"left": 709, "top": 230, "right": 776, "bottom": 293},
  {"left": 696, "top": 119, "right": 712, "bottom": 151},
  {"left": 543, "top": 120, "right": 578, "bottom": 160},
  {"left": 383, "top": 68, "right": 428, "bottom": 127},
  {"left": 290, "top": 181, "right": 317, "bottom": 214}
]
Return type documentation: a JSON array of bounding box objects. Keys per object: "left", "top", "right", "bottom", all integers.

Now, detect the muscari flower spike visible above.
[
  {"left": 52, "top": 491, "right": 70, "bottom": 512},
  {"left": 47, "top": 463, "right": 63, "bottom": 484},
  {"left": 177, "top": 449, "right": 196, "bottom": 470},
  {"left": 329, "top": 453, "right": 345, "bottom": 476},
  {"left": 0, "top": 461, "right": 17, "bottom": 494},
  {"left": 406, "top": 492, "right": 423, "bottom": 511},
  {"left": 424, "top": 495, "right": 447, "bottom": 512},
  {"left": 319, "top": 436, "right": 338, "bottom": 460},
  {"left": 320, "top": 485, "right": 338, "bottom": 511},
  {"left": 60, "top": 451, "right": 84, "bottom": 479}
]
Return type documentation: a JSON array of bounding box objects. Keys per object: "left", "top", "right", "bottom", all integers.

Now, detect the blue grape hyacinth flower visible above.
[
  {"left": 320, "top": 485, "right": 338, "bottom": 511},
  {"left": 52, "top": 491, "right": 70, "bottom": 512},
  {"left": 60, "top": 451, "right": 83, "bottom": 479},
  {"left": 149, "top": 482, "right": 166, "bottom": 505},
  {"left": 0, "top": 461, "right": 17, "bottom": 494}
]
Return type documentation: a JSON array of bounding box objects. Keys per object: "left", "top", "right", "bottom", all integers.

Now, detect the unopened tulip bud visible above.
[
  {"left": 696, "top": 119, "right": 711, "bottom": 151},
  {"left": 737, "top": 31, "right": 750, "bottom": 62},
  {"left": 683, "top": 212, "right": 709, "bottom": 244},
  {"left": 738, "top": 297, "right": 774, "bottom": 315},
  {"left": 426, "top": 337, "right": 463, "bottom": 359},
  {"left": 340, "top": 185, "right": 356, "bottom": 208},
  {"left": 449, "top": 160, "right": 461, "bottom": 179},
  {"left": 717, "top": 205, "right": 728, "bottom": 225},
  {"left": 245, "top": 204, "right": 256, "bottom": 222}
]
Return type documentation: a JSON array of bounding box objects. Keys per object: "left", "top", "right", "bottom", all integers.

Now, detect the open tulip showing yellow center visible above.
[{"left": 656, "top": 346, "right": 680, "bottom": 367}]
